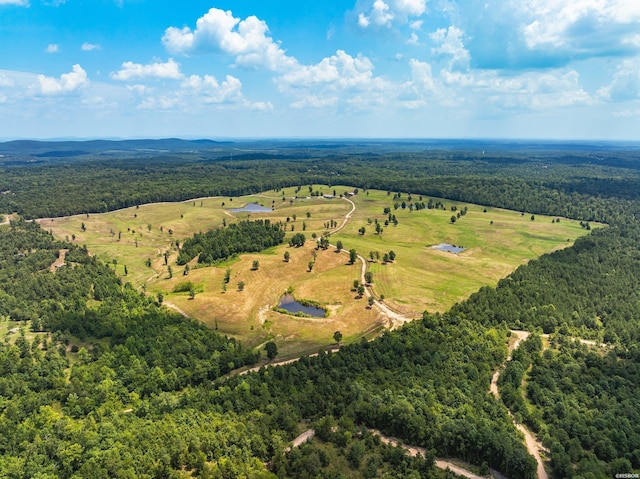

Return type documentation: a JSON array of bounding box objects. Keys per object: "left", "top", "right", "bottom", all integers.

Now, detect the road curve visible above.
[
  {"left": 491, "top": 330, "right": 548, "bottom": 479},
  {"left": 290, "top": 428, "right": 491, "bottom": 479},
  {"left": 329, "top": 197, "right": 418, "bottom": 329},
  {"left": 490, "top": 330, "right": 530, "bottom": 398}
]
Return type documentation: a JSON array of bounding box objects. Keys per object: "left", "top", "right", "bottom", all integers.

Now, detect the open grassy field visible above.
[
  {"left": 38, "top": 185, "right": 597, "bottom": 356},
  {"left": 38, "top": 187, "right": 352, "bottom": 290},
  {"left": 332, "top": 188, "right": 596, "bottom": 316}
]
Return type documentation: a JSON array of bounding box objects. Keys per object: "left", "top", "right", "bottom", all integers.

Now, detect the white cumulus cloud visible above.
[
  {"left": 81, "top": 43, "right": 100, "bottom": 51},
  {"left": 46, "top": 44, "right": 59, "bottom": 53},
  {"left": 431, "top": 26, "right": 470, "bottom": 70},
  {"left": 395, "top": 0, "right": 426, "bottom": 16},
  {"left": 36, "top": 64, "right": 88, "bottom": 95},
  {"left": 358, "top": 0, "right": 394, "bottom": 28},
  {"left": 357, "top": 0, "right": 426, "bottom": 28},
  {"left": 111, "top": 59, "right": 183, "bottom": 81},
  {"left": 279, "top": 50, "right": 394, "bottom": 111},
  {"left": 180, "top": 74, "right": 243, "bottom": 103},
  {"left": 522, "top": 0, "right": 640, "bottom": 50},
  {"left": 0, "top": 0, "right": 29, "bottom": 5},
  {"left": 162, "top": 8, "right": 297, "bottom": 72},
  {"left": 598, "top": 59, "right": 640, "bottom": 101},
  {"left": 280, "top": 50, "right": 378, "bottom": 90}
]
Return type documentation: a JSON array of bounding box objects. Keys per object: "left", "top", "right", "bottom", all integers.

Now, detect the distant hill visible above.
[
  {"left": 0, "top": 138, "right": 230, "bottom": 159},
  {"left": 2, "top": 137, "right": 640, "bottom": 164}
]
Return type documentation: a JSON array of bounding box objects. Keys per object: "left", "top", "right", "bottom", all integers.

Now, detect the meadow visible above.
[
  {"left": 332, "top": 189, "right": 593, "bottom": 316},
  {"left": 39, "top": 185, "right": 594, "bottom": 356}
]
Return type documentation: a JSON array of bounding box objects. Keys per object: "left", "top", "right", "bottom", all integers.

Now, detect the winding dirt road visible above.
[
  {"left": 208, "top": 194, "right": 547, "bottom": 478},
  {"left": 329, "top": 197, "right": 418, "bottom": 329},
  {"left": 490, "top": 330, "right": 530, "bottom": 398},
  {"left": 289, "top": 427, "right": 490, "bottom": 479},
  {"left": 491, "top": 330, "right": 548, "bottom": 479}
]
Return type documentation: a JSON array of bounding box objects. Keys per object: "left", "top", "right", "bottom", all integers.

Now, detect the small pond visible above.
[
  {"left": 431, "top": 243, "right": 466, "bottom": 254},
  {"left": 278, "top": 293, "right": 326, "bottom": 317},
  {"left": 229, "top": 203, "right": 273, "bottom": 213}
]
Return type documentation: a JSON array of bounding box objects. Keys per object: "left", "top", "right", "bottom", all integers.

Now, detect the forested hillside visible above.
[
  {"left": 1, "top": 143, "right": 639, "bottom": 478},
  {"left": 2, "top": 146, "right": 640, "bottom": 223}
]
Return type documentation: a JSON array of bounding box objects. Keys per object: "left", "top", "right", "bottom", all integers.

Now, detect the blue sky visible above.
[{"left": 1, "top": 0, "right": 639, "bottom": 140}]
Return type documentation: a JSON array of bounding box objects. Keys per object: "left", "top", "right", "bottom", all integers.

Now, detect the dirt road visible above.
[
  {"left": 371, "top": 429, "right": 497, "bottom": 479},
  {"left": 49, "top": 249, "right": 68, "bottom": 272},
  {"left": 490, "top": 330, "right": 530, "bottom": 398},
  {"left": 290, "top": 427, "right": 494, "bottom": 479},
  {"left": 490, "top": 330, "right": 548, "bottom": 479}
]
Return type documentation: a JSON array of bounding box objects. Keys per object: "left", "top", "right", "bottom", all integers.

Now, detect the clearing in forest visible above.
[{"left": 37, "top": 185, "right": 596, "bottom": 356}]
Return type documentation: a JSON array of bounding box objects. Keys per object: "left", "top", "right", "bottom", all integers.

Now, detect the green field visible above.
[
  {"left": 39, "top": 185, "right": 596, "bottom": 356},
  {"left": 332, "top": 189, "right": 593, "bottom": 315}
]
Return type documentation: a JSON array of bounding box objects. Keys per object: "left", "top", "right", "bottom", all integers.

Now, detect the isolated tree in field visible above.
[
  {"left": 306, "top": 211, "right": 311, "bottom": 219},
  {"left": 189, "top": 288, "right": 196, "bottom": 300},
  {"left": 368, "top": 297, "right": 375, "bottom": 307},
  {"left": 147, "top": 224, "right": 152, "bottom": 232},
  {"left": 308, "top": 261, "right": 314, "bottom": 272},
  {"left": 365, "top": 271, "right": 373, "bottom": 284},
  {"left": 157, "top": 292, "right": 163, "bottom": 304},
  {"left": 336, "top": 240, "right": 343, "bottom": 252},
  {"left": 81, "top": 222, "right": 86, "bottom": 232},
  {"left": 357, "top": 285, "right": 365, "bottom": 297},
  {"left": 283, "top": 251, "right": 290, "bottom": 262},
  {"left": 265, "top": 341, "right": 278, "bottom": 360},
  {"left": 388, "top": 250, "right": 396, "bottom": 261},
  {"left": 358, "top": 226, "right": 366, "bottom": 235},
  {"left": 145, "top": 258, "right": 152, "bottom": 267},
  {"left": 167, "top": 266, "right": 173, "bottom": 279},
  {"left": 224, "top": 268, "right": 231, "bottom": 283},
  {"left": 375, "top": 223, "right": 383, "bottom": 234},
  {"left": 383, "top": 253, "right": 390, "bottom": 263},
  {"left": 353, "top": 279, "right": 360, "bottom": 290},
  {"left": 450, "top": 215, "right": 457, "bottom": 224},
  {"left": 183, "top": 264, "right": 190, "bottom": 275},
  {"left": 318, "top": 237, "right": 330, "bottom": 250},
  {"left": 237, "top": 281, "right": 245, "bottom": 291},
  {"left": 289, "top": 232, "right": 306, "bottom": 247},
  {"left": 124, "top": 265, "right": 128, "bottom": 276},
  {"left": 333, "top": 331, "right": 343, "bottom": 344},
  {"left": 349, "top": 249, "right": 357, "bottom": 264},
  {"left": 252, "top": 260, "right": 260, "bottom": 271}
]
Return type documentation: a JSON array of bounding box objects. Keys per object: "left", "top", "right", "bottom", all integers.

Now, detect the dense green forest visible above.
[
  {"left": 2, "top": 147, "right": 640, "bottom": 224},
  {"left": 177, "top": 220, "right": 285, "bottom": 265},
  {"left": 1, "top": 141, "right": 640, "bottom": 478}
]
